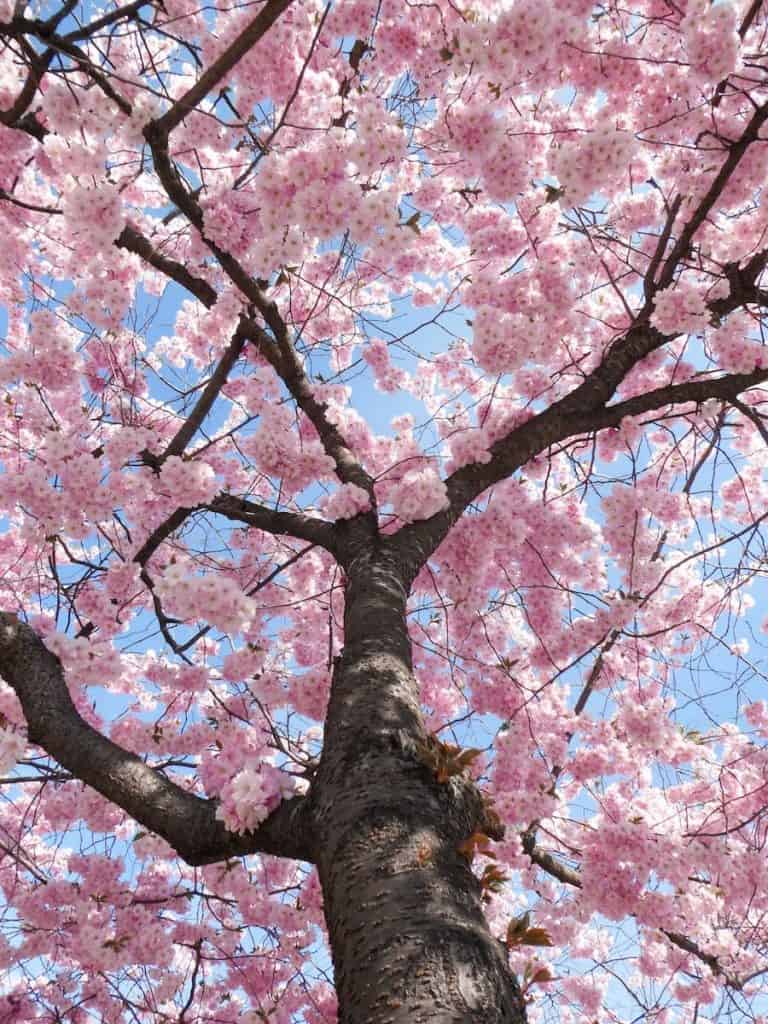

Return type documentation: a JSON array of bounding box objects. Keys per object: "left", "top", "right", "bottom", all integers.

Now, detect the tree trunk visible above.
[{"left": 311, "top": 549, "right": 526, "bottom": 1024}]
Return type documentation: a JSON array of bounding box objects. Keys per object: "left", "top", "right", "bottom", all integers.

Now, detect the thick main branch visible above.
[
  {"left": 0, "top": 614, "right": 314, "bottom": 865},
  {"left": 395, "top": 364, "right": 768, "bottom": 570}
]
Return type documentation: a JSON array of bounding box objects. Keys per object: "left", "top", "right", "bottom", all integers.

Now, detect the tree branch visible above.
[
  {"left": 208, "top": 493, "right": 338, "bottom": 551},
  {"left": 130, "top": 489, "right": 338, "bottom": 574},
  {"left": 1, "top": 16, "right": 132, "bottom": 114},
  {"left": 133, "top": 505, "right": 195, "bottom": 567},
  {"left": 143, "top": 62, "right": 374, "bottom": 493},
  {"left": 156, "top": 329, "right": 246, "bottom": 464},
  {"left": 395, "top": 365, "right": 768, "bottom": 571},
  {"left": 116, "top": 224, "right": 371, "bottom": 490},
  {"left": 0, "top": 614, "right": 315, "bottom": 865},
  {"left": 393, "top": 243, "right": 768, "bottom": 573},
  {"left": 64, "top": 0, "right": 153, "bottom": 41},
  {"left": 643, "top": 194, "right": 682, "bottom": 300},
  {"left": 152, "top": 0, "right": 295, "bottom": 135},
  {"left": 115, "top": 224, "right": 217, "bottom": 308},
  {"left": 239, "top": 317, "right": 375, "bottom": 494},
  {"left": 0, "top": 0, "right": 156, "bottom": 138},
  {"left": 583, "top": 367, "right": 768, "bottom": 429},
  {"left": 656, "top": 101, "right": 768, "bottom": 291},
  {"left": 0, "top": 39, "right": 51, "bottom": 139}
]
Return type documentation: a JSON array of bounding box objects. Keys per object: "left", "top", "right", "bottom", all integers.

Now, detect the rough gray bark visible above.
[{"left": 311, "top": 547, "right": 526, "bottom": 1023}]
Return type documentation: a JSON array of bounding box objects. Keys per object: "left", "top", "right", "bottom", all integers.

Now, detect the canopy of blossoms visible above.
[{"left": 0, "top": 0, "right": 768, "bottom": 1021}]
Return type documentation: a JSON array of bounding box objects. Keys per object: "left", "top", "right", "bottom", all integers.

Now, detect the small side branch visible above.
[
  {"left": 156, "top": 329, "right": 247, "bottom": 464},
  {"left": 115, "top": 225, "right": 217, "bottom": 308},
  {"left": 208, "top": 493, "right": 338, "bottom": 552}
]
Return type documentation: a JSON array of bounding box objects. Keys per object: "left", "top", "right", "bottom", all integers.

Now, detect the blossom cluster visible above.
[
  {"left": 0, "top": 725, "right": 24, "bottom": 776},
  {"left": 216, "top": 763, "right": 301, "bottom": 834},
  {"left": 244, "top": 405, "right": 336, "bottom": 496},
  {"left": 319, "top": 483, "right": 371, "bottom": 520},
  {"left": 362, "top": 338, "right": 410, "bottom": 393},
  {"left": 388, "top": 466, "right": 449, "bottom": 523},
  {"left": 0, "top": 309, "right": 79, "bottom": 393},
  {"left": 681, "top": 1, "right": 740, "bottom": 83},
  {"left": 650, "top": 282, "right": 711, "bottom": 336},
  {"left": 472, "top": 307, "right": 549, "bottom": 375},
  {"left": 156, "top": 562, "right": 255, "bottom": 633},
  {"left": 550, "top": 128, "right": 637, "bottom": 206},
  {"left": 158, "top": 456, "right": 218, "bottom": 505},
  {"left": 61, "top": 183, "right": 124, "bottom": 247},
  {"left": 709, "top": 311, "right": 766, "bottom": 374}
]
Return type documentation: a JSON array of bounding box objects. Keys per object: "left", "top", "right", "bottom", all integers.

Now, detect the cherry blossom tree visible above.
[{"left": 1, "top": 0, "right": 768, "bottom": 1020}]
